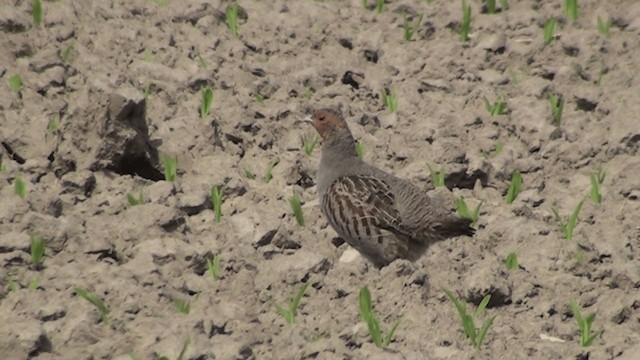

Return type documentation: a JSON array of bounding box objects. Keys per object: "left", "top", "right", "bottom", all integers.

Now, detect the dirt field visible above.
[{"left": 1, "top": 0, "right": 639, "bottom": 359}]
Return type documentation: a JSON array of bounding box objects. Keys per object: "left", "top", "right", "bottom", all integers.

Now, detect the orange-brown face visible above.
[{"left": 310, "top": 109, "right": 349, "bottom": 141}]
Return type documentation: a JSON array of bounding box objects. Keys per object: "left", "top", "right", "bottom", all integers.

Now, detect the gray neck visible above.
[{"left": 317, "top": 131, "right": 361, "bottom": 196}]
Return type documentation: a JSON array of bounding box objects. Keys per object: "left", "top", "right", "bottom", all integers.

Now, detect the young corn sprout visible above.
[
  {"left": 543, "top": 19, "right": 556, "bottom": 45},
  {"left": 226, "top": 1, "right": 239, "bottom": 37},
  {"left": 47, "top": 116, "right": 59, "bottom": 132},
  {"left": 9, "top": 74, "right": 22, "bottom": 92},
  {"left": 272, "top": 280, "right": 312, "bottom": 325},
  {"left": 207, "top": 254, "right": 221, "bottom": 283},
  {"left": 32, "top": 0, "right": 42, "bottom": 27},
  {"left": 127, "top": 192, "right": 145, "bottom": 206},
  {"left": 30, "top": 234, "right": 45, "bottom": 269},
  {"left": 359, "top": 286, "right": 403, "bottom": 349},
  {"left": 504, "top": 252, "right": 518, "bottom": 270},
  {"left": 460, "top": 0, "right": 472, "bottom": 42},
  {"left": 161, "top": 155, "right": 178, "bottom": 182},
  {"left": 211, "top": 186, "right": 223, "bottom": 223},
  {"left": 551, "top": 199, "right": 584, "bottom": 242},
  {"left": 483, "top": 96, "right": 507, "bottom": 116},
  {"left": 75, "top": 287, "right": 110, "bottom": 324},
  {"left": 564, "top": 0, "right": 579, "bottom": 22},
  {"left": 549, "top": 93, "right": 564, "bottom": 126},
  {"left": 570, "top": 300, "right": 603, "bottom": 347},
  {"left": 200, "top": 87, "right": 213, "bottom": 119},
  {"left": 596, "top": 16, "right": 611, "bottom": 38},
  {"left": 302, "top": 134, "right": 319, "bottom": 156},
  {"left": 14, "top": 176, "right": 27, "bottom": 198},
  {"left": 263, "top": 157, "right": 279, "bottom": 183},
  {"left": 589, "top": 168, "right": 606, "bottom": 204},
  {"left": 455, "top": 197, "right": 482, "bottom": 224},
  {"left": 443, "top": 288, "right": 495, "bottom": 349},
  {"left": 174, "top": 298, "right": 191, "bottom": 314},
  {"left": 403, "top": 13, "right": 423, "bottom": 41},
  {"left": 427, "top": 164, "right": 445, "bottom": 188},
  {"left": 381, "top": 88, "right": 398, "bottom": 113},
  {"left": 288, "top": 194, "right": 305, "bottom": 227},
  {"left": 505, "top": 170, "right": 522, "bottom": 204},
  {"left": 355, "top": 140, "right": 366, "bottom": 159},
  {"left": 485, "top": 0, "right": 496, "bottom": 14}
]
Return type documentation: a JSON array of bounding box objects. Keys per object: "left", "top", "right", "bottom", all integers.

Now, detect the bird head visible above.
[{"left": 307, "top": 109, "right": 351, "bottom": 141}]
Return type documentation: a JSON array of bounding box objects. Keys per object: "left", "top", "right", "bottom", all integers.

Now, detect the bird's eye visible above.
[{"left": 319, "top": 115, "right": 325, "bottom": 122}]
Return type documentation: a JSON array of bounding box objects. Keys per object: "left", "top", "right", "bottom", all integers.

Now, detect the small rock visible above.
[{"left": 60, "top": 171, "right": 96, "bottom": 197}]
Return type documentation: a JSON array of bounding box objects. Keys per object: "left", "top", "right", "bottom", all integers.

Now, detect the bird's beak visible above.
[{"left": 302, "top": 115, "right": 313, "bottom": 124}]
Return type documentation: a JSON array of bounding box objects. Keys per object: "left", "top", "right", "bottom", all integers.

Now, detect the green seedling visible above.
[
  {"left": 359, "top": 286, "right": 403, "bottom": 348},
  {"left": 289, "top": 194, "right": 305, "bottom": 227},
  {"left": 564, "top": 0, "right": 578, "bottom": 22},
  {"left": 505, "top": 170, "right": 522, "bottom": 204},
  {"left": 207, "top": 254, "right": 221, "bottom": 283},
  {"left": 143, "top": 81, "right": 152, "bottom": 99},
  {"left": 551, "top": 199, "right": 584, "bottom": 242},
  {"left": 200, "top": 87, "right": 213, "bottom": 119},
  {"left": 7, "top": 277, "right": 18, "bottom": 292},
  {"left": 596, "top": 68, "right": 606, "bottom": 87},
  {"left": 355, "top": 140, "right": 365, "bottom": 159},
  {"left": 374, "top": 0, "right": 384, "bottom": 14},
  {"left": 14, "top": 176, "right": 27, "bottom": 199},
  {"left": 197, "top": 55, "right": 207, "bottom": 69},
  {"left": 226, "top": 1, "right": 239, "bottom": 37},
  {"left": 161, "top": 155, "right": 177, "bottom": 182},
  {"left": 570, "top": 300, "right": 603, "bottom": 347},
  {"left": 596, "top": 16, "right": 611, "bottom": 38},
  {"left": 486, "top": 0, "right": 496, "bottom": 14},
  {"left": 455, "top": 197, "right": 482, "bottom": 224},
  {"left": 0, "top": 155, "right": 5, "bottom": 172},
  {"left": 303, "top": 87, "right": 313, "bottom": 100},
  {"left": 589, "top": 167, "right": 606, "bottom": 204},
  {"left": 174, "top": 298, "right": 191, "bottom": 314},
  {"left": 443, "top": 288, "right": 495, "bottom": 349},
  {"left": 143, "top": 49, "right": 154, "bottom": 61},
  {"left": 28, "top": 277, "right": 40, "bottom": 290},
  {"left": 32, "top": 0, "right": 42, "bottom": 27},
  {"left": 157, "top": 338, "right": 190, "bottom": 360},
  {"left": 589, "top": 174, "right": 602, "bottom": 204},
  {"left": 9, "top": 74, "right": 22, "bottom": 92},
  {"left": 302, "top": 133, "right": 319, "bottom": 156},
  {"left": 481, "top": 141, "right": 503, "bottom": 159},
  {"left": 549, "top": 93, "right": 564, "bottom": 126},
  {"left": 403, "top": 13, "right": 423, "bottom": 41},
  {"left": 244, "top": 167, "right": 256, "bottom": 180},
  {"left": 504, "top": 252, "right": 518, "bottom": 270},
  {"left": 272, "top": 280, "right": 312, "bottom": 325},
  {"left": 427, "top": 164, "right": 445, "bottom": 188},
  {"left": 153, "top": 0, "right": 169, "bottom": 5},
  {"left": 211, "top": 186, "right": 223, "bottom": 223},
  {"left": 483, "top": 96, "right": 507, "bottom": 116},
  {"left": 60, "top": 44, "right": 74, "bottom": 64},
  {"left": 254, "top": 93, "right": 265, "bottom": 105},
  {"left": 47, "top": 116, "right": 59, "bottom": 132},
  {"left": 460, "top": 0, "right": 472, "bottom": 42},
  {"left": 30, "top": 234, "right": 45, "bottom": 268},
  {"left": 381, "top": 88, "right": 398, "bottom": 113},
  {"left": 264, "top": 157, "right": 279, "bottom": 183},
  {"left": 543, "top": 19, "right": 556, "bottom": 45},
  {"left": 75, "top": 287, "right": 110, "bottom": 324},
  {"left": 127, "top": 192, "right": 145, "bottom": 206}
]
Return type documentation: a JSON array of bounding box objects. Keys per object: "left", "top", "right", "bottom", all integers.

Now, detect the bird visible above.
[{"left": 308, "top": 108, "right": 475, "bottom": 268}]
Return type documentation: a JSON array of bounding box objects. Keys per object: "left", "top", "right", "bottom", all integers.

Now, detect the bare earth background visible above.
[{"left": 1, "top": 0, "right": 639, "bottom": 359}]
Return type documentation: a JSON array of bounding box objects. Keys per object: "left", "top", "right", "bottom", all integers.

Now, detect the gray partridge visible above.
[{"left": 309, "top": 109, "right": 474, "bottom": 268}]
